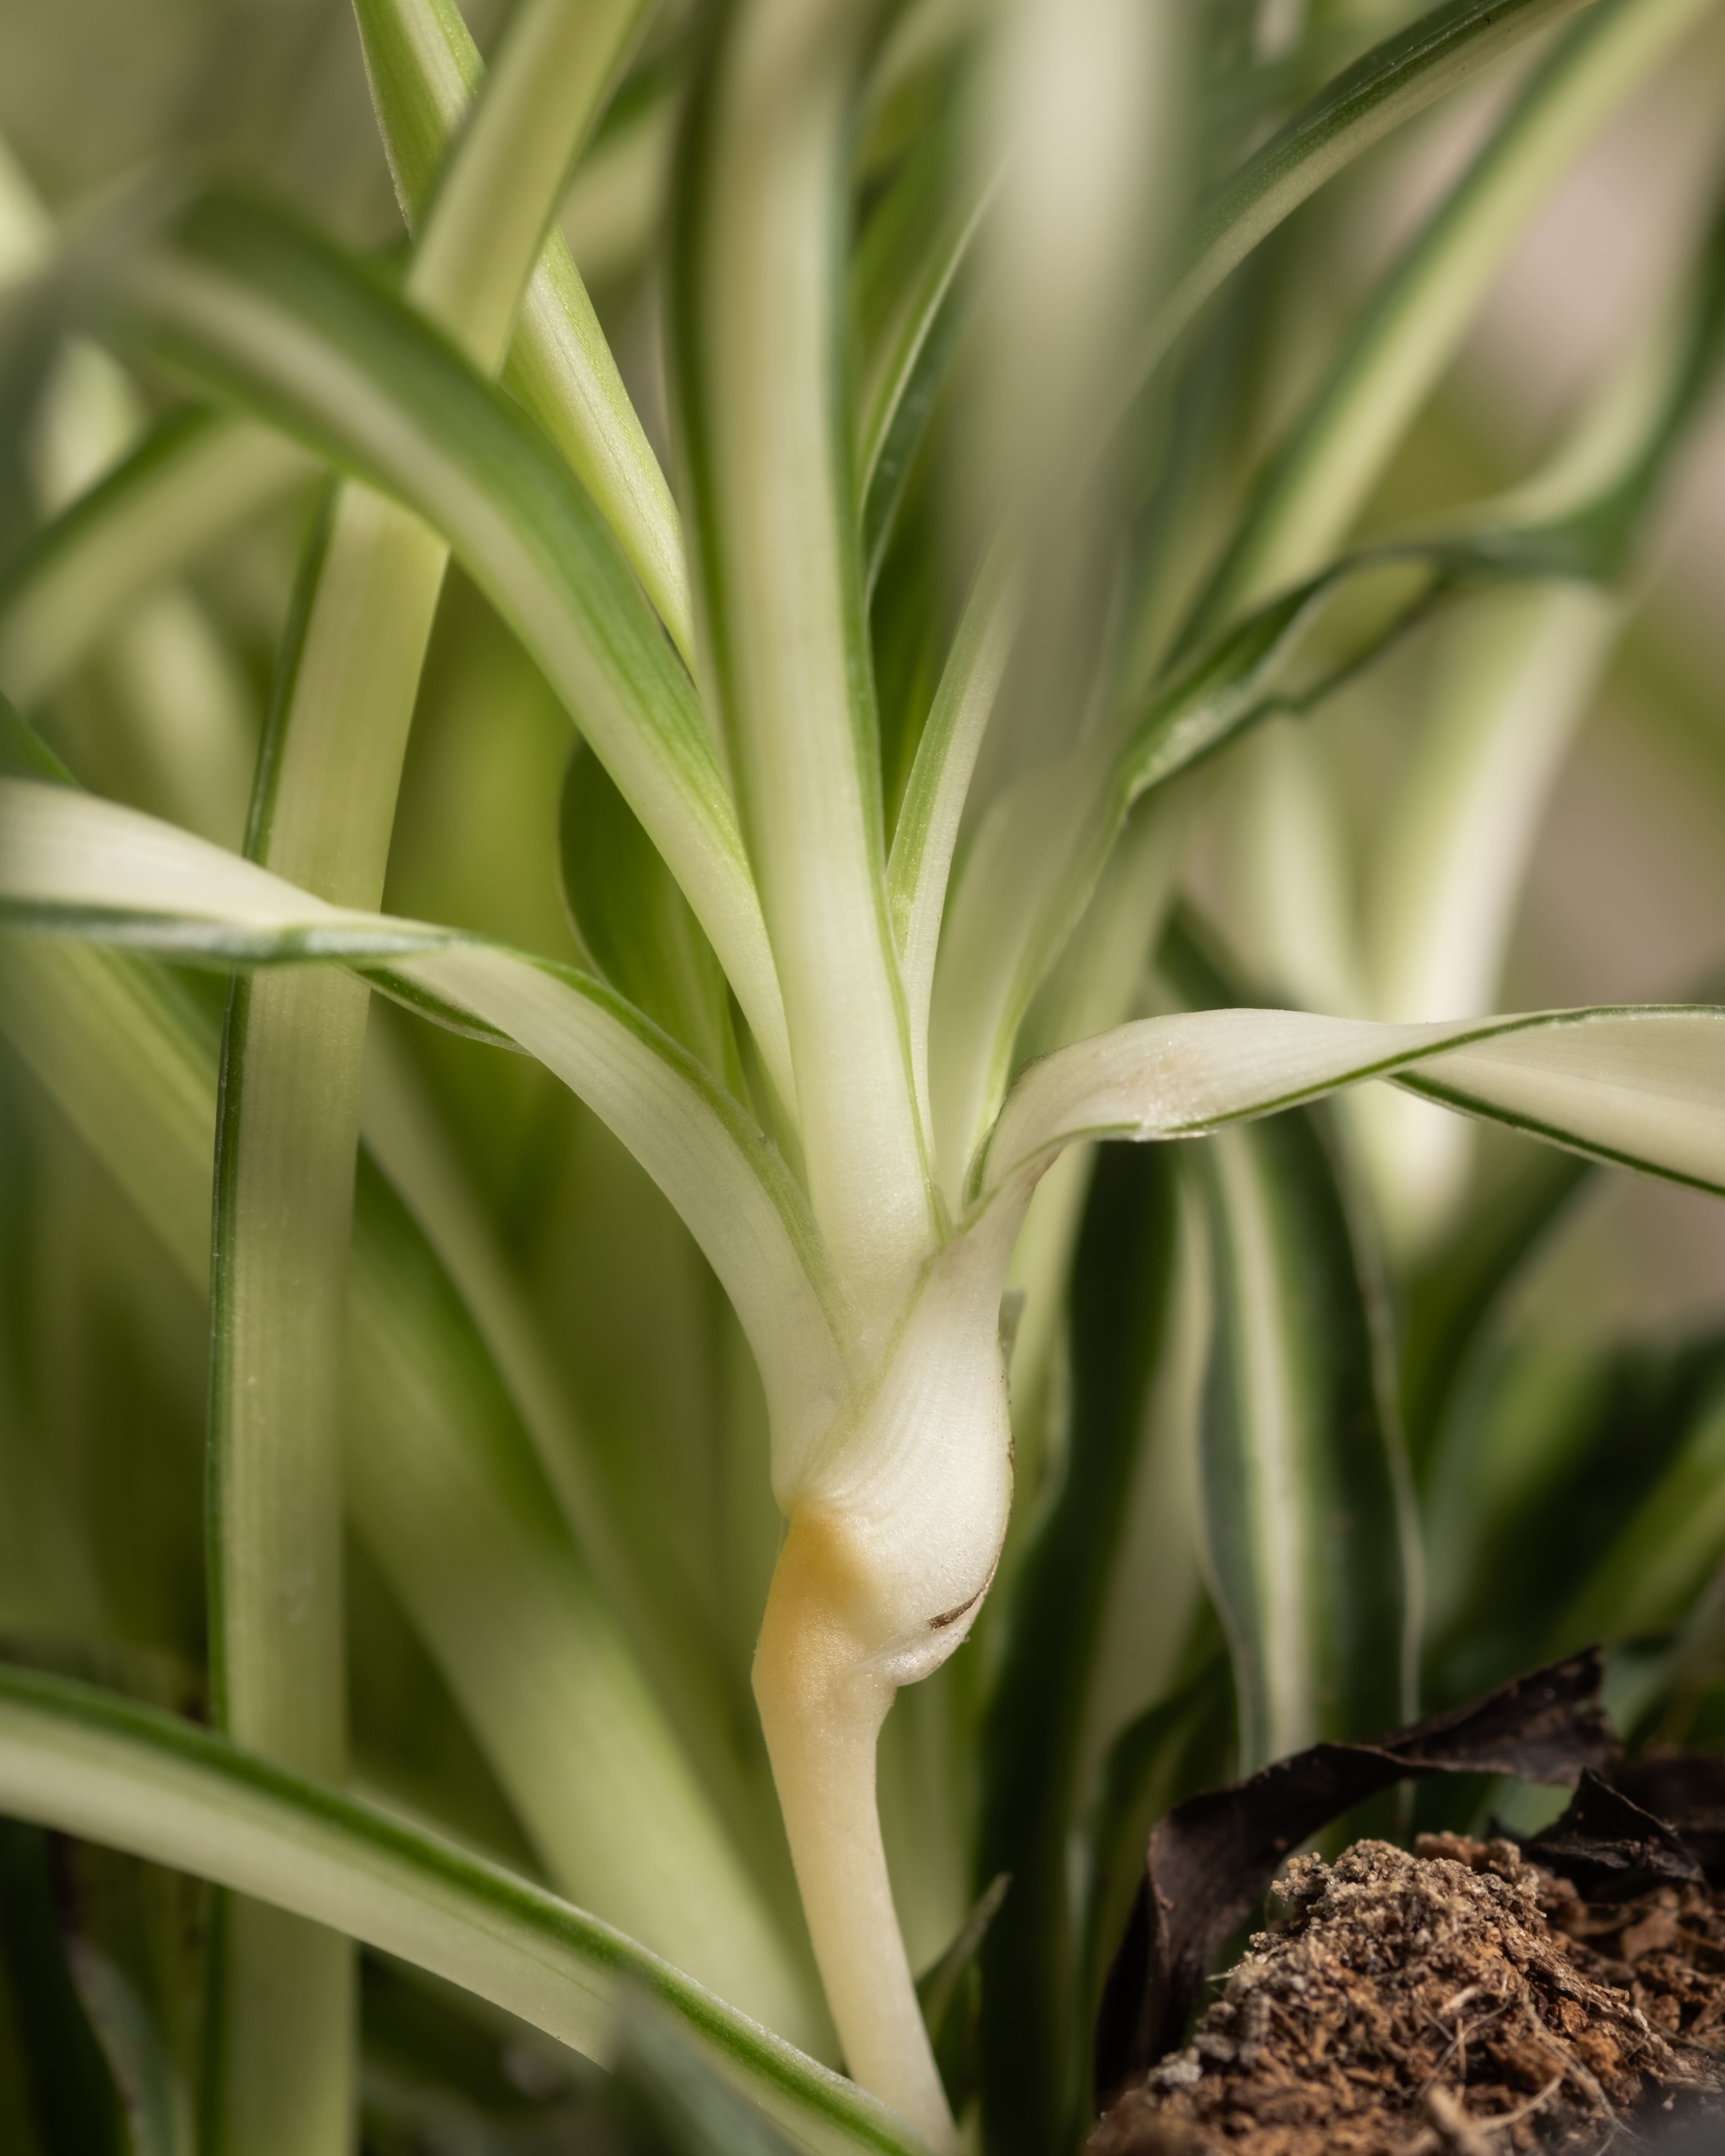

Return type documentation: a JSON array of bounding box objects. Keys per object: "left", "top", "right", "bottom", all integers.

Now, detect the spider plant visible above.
[{"left": 1, "top": 0, "right": 1724, "bottom": 2150}]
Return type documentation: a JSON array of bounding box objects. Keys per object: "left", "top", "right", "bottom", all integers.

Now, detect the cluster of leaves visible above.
[{"left": 1, "top": 0, "right": 1724, "bottom": 2151}]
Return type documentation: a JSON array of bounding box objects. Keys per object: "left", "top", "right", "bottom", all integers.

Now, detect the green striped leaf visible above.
[
  {"left": 974, "top": 1143, "right": 1186, "bottom": 2156},
  {"left": 0, "top": 775, "right": 843, "bottom": 1453},
  {"left": 197, "top": 8, "right": 670, "bottom": 2094},
  {"left": 929, "top": 216, "right": 1725, "bottom": 1197},
  {"left": 0, "top": 928, "right": 823, "bottom": 2045},
  {"left": 851, "top": 56, "right": 996, "bottom": 585},
  {"left": 886, "top": 545, "right": 1016, "bottom": 1143},
  {"left": 0, "top": 1667, "right": 915, "bottom": 2156},
  {"left": 354, "top": 0, "right": 694, "bottom": 660},
  {"left": 120, "top": 193, "right": 793, "bottom": 1109},
  {"left": 1118, "top": 0, "right": 1602, "bottom": 419},
  {"left": 1193, "top": 1108, "right": 1414, "bottom": 1770},
  {"left": 1185, "top": 0, "right": 1719, "bottom": 637},
  {"left": 928, "top": 540, "right": 1490, "bottom": 1191}
]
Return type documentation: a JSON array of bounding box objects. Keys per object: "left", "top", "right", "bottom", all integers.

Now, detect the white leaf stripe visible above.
[
  {"left": 1193, "top": 1112, "right": 1416, "bottom": 1777},
  {"left": 887, "top": 543, "right": 1017, "bottom": 1150},
  {"left": 0, "top": 1667, "right": 919, "bottom": 2156},
  {"left": 978, "top": 1006, "right": 1725, "bottom": 1207},
  {"left": 673, "top": 0, "right": 934, "bottom": 1311},
  {"left": 1203, "top": 1127, "right": 1317, "bottom": 1766}
]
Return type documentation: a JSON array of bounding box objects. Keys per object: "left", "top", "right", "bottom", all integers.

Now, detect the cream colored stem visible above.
[{"left": 754, "top": 1511, "right": 958, "bottom": 2154}]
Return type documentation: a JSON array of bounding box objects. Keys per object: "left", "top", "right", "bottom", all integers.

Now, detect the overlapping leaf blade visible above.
[
  {"left": 119, "top": 192, "right": 793, "bottom": 1105},
  {"left": 0, "top": 916, "right": 823, "bottom": 2044},
  {"left": 0, "top": 775, "right": 841, "bottom": 1427},
  {"left": 0, "top": 1667, "right": 915, "bottom": 2156}
]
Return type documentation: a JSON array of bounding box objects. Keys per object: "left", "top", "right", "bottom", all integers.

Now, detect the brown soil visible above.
[{"left": 1090, "top": 1834, "right": 1725, "bottom": 2155}]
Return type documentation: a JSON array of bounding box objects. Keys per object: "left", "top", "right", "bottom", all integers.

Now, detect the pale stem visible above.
[
  {"left": 753, "top": 1222, "right": 1018, "bottom": 2148},
  {"left": 754, "top": 1511, "right": 959, "bottom": 2156}
]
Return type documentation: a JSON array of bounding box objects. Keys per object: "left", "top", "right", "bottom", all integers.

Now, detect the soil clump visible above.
[{"left": 1091, "top": 1834, "right": 1725, "bottom": 2155}]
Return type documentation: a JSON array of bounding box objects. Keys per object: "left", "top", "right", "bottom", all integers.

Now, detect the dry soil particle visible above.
[{"left": 1090, "top": 1835, "right": 1725, "bottom": 2156}]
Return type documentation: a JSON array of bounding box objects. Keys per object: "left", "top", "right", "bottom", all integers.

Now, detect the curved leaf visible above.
[
  {"left": 1353, "top": 582, "right": 1620, "bottom": 1248},
  {"left": 978, "top": 1004, "right": 1725, "bottom": 1213},
  {"left": 0, "top": 777, "right": 844, "bottom": 1435},
  {"left": 394, "top": 0, "right": 647, "bottom": 369},
  {"left": 201, "top": 13, "right": 668, "bottom": 2088},
  {"left": 356, "top": 0, "right": 694, "bottom": 661},
  {"left": 974, "top": 1143, "right": 1185, "bottom": 2156},
  {"left": 0, "top": 1667, "right": 917, "bottom": 2156},
  {"left": 851, "top": 56, "right": 999, "bottom": 586},
  {"left": 0, "top": 923, "right": 821, "bottom": 2041},
  {"left": 886, "top": 544, "right": 1015, "bottom": 1141},
  {"left": 929, "top": 543, "right": 1463, "bottom": 1189},
  {"left": 1187, "top": 0, "right": 1717, "bottom": 635},
  {"left": 930, "top": 242, "right": 1725, "bottom": 1196},
  {"left": 1354, "top": 213, "right": 1725, "bottom": 1245},
  {"left": 354, "top": 1023, "right": 793, "bottom": 1923},
  {"left": 121, "top": 193, "right": 794, "bottom": 1110},
  {"left": 1117, "top": 0, "right": 1601, "bottom": 417}
]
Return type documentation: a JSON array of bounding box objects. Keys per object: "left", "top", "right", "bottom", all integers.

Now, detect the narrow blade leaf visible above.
[
  {"left": 0, "top": 924, "right": 823, "bottom": 2041},
  {"left": 121, "top": 194, "right": 792, "bottom": 1106},
  {"left": 0, "top": 775, "right": 843, "bottom": 1457},
  {"left": 0, "top": 1668, "right": 917, "bottom": 2156},
  {"left": 1193, "top": 1109, "right": 1414, "bottom": 1772},
  {"left": 980, "top": 1004, "right": 1725, "bottom": 1213},
  {"left": 1119, "top": 0, "right": 1601, "bottom": 416}
]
